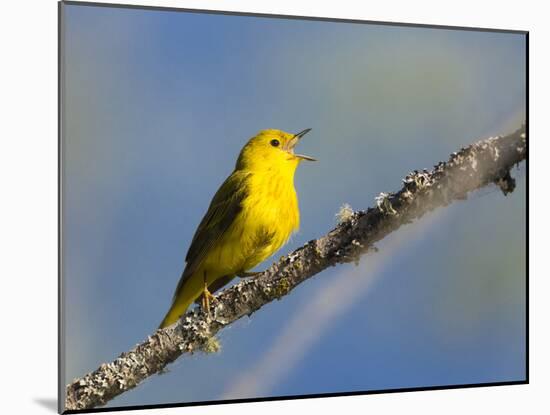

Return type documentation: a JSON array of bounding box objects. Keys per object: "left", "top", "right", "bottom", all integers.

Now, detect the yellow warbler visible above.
[{"left": 159, "top": 128, "right": 315, "bottom": 328}]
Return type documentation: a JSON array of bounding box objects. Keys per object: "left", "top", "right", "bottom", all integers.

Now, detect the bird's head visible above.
[{"left": 236, "top": 129, "right": 315, "bottom": 171}]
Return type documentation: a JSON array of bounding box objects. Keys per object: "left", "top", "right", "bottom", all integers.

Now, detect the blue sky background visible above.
[{"left": 61, "top": 4, "right": 526, "bottom": 408}]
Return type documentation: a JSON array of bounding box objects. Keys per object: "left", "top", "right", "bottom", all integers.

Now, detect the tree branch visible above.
[{"left": 64, "top": 124, "right": 526, "bottom": 412}]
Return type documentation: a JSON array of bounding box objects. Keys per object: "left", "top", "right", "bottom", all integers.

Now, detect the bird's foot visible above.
[
  {"left": 238, "top": 271, "right": 261, "bottom": 278},
  {"left": 201, "top": 283, "right": 216, "bottom": 317}
]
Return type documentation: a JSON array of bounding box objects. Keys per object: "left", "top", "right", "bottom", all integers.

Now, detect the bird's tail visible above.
[{"left": 158, "top": 270, "right": 203, "bottom": 329}]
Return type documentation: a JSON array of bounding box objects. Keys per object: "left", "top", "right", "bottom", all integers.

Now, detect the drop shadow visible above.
[{"left": 34, "top": 398, "right": 57, "bottom": 412}]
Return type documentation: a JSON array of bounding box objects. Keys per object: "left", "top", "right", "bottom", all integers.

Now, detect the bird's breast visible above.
[
  {"left": 237, "top": 169, "right": 300, "bottom": 268},
  {"left": 245, "top": 169, "right": 299, "bottom": 231}
]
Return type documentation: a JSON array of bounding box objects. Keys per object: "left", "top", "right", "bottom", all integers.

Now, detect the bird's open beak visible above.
[{"left": 288, "top": 128, "right": 316, "bottom": 161}]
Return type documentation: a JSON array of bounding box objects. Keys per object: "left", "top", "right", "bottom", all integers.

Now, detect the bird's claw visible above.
[{"left": 201, "top": 283, "right": 215, "bottom": 317}]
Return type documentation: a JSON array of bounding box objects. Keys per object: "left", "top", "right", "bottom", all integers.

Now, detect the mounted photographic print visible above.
[{"left": 59, "top": 1, "right": 528, "bottom": 413}]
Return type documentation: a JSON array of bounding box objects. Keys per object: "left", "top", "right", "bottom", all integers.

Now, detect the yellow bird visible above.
[{"left": 159, "top": 128, "right": 315, "bottom": 328}]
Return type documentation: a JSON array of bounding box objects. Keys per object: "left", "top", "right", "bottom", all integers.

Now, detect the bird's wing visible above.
[{"left": 172, "top": 171, "right": 249, "bottom": 300}]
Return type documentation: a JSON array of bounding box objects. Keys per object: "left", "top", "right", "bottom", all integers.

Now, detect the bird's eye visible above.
[{"left": 270, "top": 139, "right": 280, "bottom": 147}]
